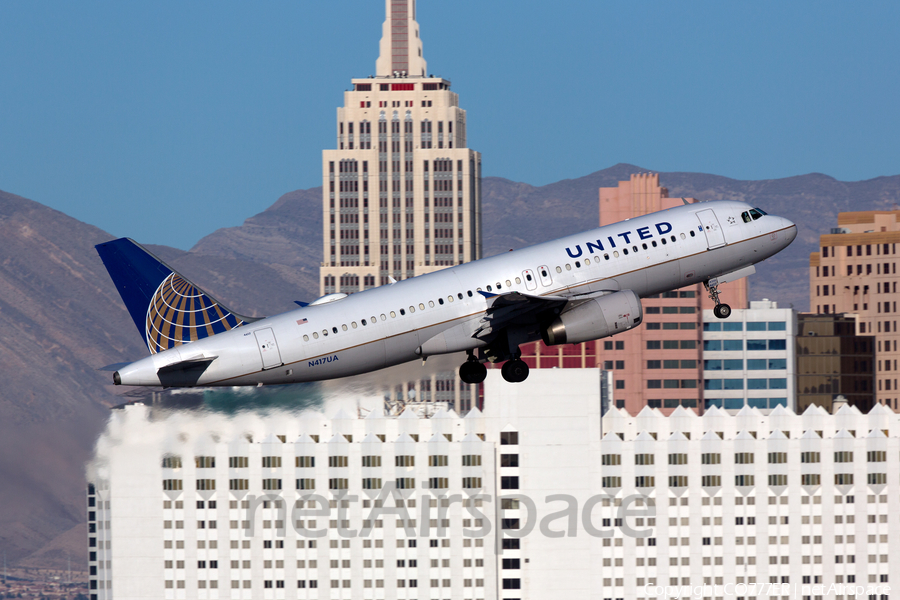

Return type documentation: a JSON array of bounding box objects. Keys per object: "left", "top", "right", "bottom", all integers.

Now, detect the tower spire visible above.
[{"left": 376, "top": 0, "right": 426, "bottom": 77}]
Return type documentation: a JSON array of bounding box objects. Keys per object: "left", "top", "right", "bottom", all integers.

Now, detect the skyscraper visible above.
[
  {"left": 320, "top": 0, "right": 482, "bottom": 295},
  {"left": 809, "top": 210, "right": 900, "bottom": 410},
  {"left": 319, "top": 0, "right": 482, "bottom": 414}
]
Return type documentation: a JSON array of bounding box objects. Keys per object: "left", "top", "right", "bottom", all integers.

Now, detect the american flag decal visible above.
[{"left": 297, "top": 318, "right": 308, "bottom": 325}]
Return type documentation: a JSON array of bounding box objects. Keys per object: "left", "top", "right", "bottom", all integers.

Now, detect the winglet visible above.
[
  {"left": 294, "top": 301, "right": 310, "bottom": 307},
  {"left": 682, "top": 197, "right": 690, "bottom": 205},
  {"left": 387, "top": 276, "right": 398, "bottom": 284},
  {"left": 477, "top": 290, "right": 498, "bottom": 298}
]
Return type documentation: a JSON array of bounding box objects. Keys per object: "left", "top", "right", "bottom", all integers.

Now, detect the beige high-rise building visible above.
[
  {"left": 320, "top": 0, "right": 482, "bottom": 295},
  {"left": 809, "top": 210, "right": 900, "bottom": 411},
  {"left": 318, "top": 1, "right": 482, "bottom": 414}
]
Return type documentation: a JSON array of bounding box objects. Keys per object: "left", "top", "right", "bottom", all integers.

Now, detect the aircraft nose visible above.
[{"left": 782, "top": 217, "right": 797, "bottom": 243}]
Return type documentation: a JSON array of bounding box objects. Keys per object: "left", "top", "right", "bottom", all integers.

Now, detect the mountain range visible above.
[{"left": 1, "top": 164, "right": 898, "bottom": 569}]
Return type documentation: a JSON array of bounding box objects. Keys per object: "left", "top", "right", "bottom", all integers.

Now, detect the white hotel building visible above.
[
  {"left": 702, "top": 299, "right": 798, "bottom": 413},
  {"left": 89, "top": 370, "right": 899, "bottom": 600}
]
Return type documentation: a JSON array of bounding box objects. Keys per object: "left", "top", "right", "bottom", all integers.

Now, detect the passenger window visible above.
[
  {"left": 457, "top": 293, "right": 463, "bottom": 300},
  {"left": 642, "top": 244, "right": 647, "bottom": 250},
  {"left": 680, "top": 233, "right": 686, "bottom": 239},
  {"left": 303, "top": 334, "right": 309, "bottom": 342},
  {"left": 400, "top": 308, "right": 406, "bottom": 315},
  {"left": 313, "top": 332, "right": 319, "bottom": 339},
  {"left": 447, "top": 296, "right": 454, "bottom": 302},
  {"left": 467, "top": 291, "right": 473, "bottom": 297},
  {"left": 574, "top": 261, "right": 580, "bottom": 268},
  {"left": 438, "top": 298, "right": 444, "bottom": 305},
  {"left": 515, "top": 277, "right": 521, "bottom": 284},
  {"left": 486, "top": 285, "right": 492, "bottom": 292},
  {"left": 428, "top": 301, "right": 434, "bottom": 308},
  {"left": 555, "top": 266, "right": 562, "bottom": 273},
  {"left": 322, "top": 330, "right": 328, "bottom": 337},
  {"left": 526, "top": 274, "right": 533, "bottom": 281},
  {"left": 632, "top": 246, "right": 637, "bottom": 252},
  {"left": 565, "top": 264, "right": 571, "bottom": 271},
  {"left": 540, "top": 269, "right": 548, "bottom": 277},
  {"left": 623, "top": 248, "right": 629, "bottom": 255},
  {"left": 362, "top": 319, "right": 368, "bottom": 326},
  {"left": 332, "top": 327, "right": 338, "bottom": 334},
  {"left": 594, "top": 256, "right": 601, "bottom": 263},
  {"left": 419, "top": 303, "right": 425, "bottom": 310},
  {"left": 506, "top": 280, "right": 512, "bottom": 286},
  {"left": 390, "top": 311, "right": 396, "bottom": 318},
  {"left": 652, "top": 241, "right": 657, "bottom": 247},
  {"left": 690, "top": 230, "right": 695, "bottom": 237},
  {"left": 341, "top": 324, "right": 348, "bottom": 331},
  {"left": 661, "top": 238, "right": 667, "bottom": 245},
  {"left": 408, "top": 306, "right": 414, "bottom": 313},
  {"left": 380, "top": 314, "right": 386, "bottom": 321},
  {"left": 670, "top": 236, "right": 676, "bottom": 242},
  {"left": 604, "top": 254, "right": 610, "bottom": 260},
  {"left": 351, "top": 322, "right": 357, "bottom": 329},
  {"left": 613, "top": 251, "right": 619, "bottom": 258},
  {"left": 496, "top": 283, "right": 502, "bottom": 289}
]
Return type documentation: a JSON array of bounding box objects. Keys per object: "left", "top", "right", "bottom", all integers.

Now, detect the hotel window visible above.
[
  {"left": 395, "top": 455, "right": 414, "bottom": 467},
  {"left": 296, "top": 456, "right": 315, "bottom": 468},
  {"left": 635, "top": 454, "right": 655, "bottom": 465},
  {"left": 601, "top": 454, "right": 621, "bottom": 466},
  {"left": 801, "top": 452, "right": 820, "bottom": 463},
  {"left": 701, "top": 453, "right": 721, "bottom": 464},
  {"left": 262, "top": 456, "right": 281, "bottom": 468},
  {"left": 162, "top": 455, "right": 182, "bottom": 469},
  {"left": 328, "top": 456, "right": 349, "bottom": 468},
  {"left": 735, "top": 453, "right": 755, "bottom": 464}
]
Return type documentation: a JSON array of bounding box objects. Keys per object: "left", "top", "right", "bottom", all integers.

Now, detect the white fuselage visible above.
[{"left": 115, "top": 201, "right": 796, "bottom": 387}]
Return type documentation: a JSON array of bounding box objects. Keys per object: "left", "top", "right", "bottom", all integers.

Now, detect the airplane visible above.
[{"left": 96, "top": 200, "right": 796, "bottom": 387}]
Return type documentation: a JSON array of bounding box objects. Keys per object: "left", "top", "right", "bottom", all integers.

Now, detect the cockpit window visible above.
[
  {"left": 741, "top": 211, "right": 752, "bottom": 223},
  {"left": 749, "top": 208, "right": 765, "bottom": 220}
]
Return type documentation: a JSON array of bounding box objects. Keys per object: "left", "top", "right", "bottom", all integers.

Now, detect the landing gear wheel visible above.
[
  {"left": 501, "top": 358, "right": 529, "bottom": 383},
  {"left": 713, "top": 303, "right": 732, "bottom": 319},
  {"left": 459, "top": 360, "right": 487, "bottom": 384}
]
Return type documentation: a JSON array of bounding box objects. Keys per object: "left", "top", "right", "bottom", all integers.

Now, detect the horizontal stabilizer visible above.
[
  {"left": 157, "top": 357, "right": 217, "bottom": 375},
  {"left": 156, "top": 356, "right": 217, "bottom": 388}
]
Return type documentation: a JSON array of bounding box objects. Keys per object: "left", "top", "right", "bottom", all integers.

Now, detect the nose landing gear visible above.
[{"left": 705, "top": 279, "right": 732, "bottom": 319}]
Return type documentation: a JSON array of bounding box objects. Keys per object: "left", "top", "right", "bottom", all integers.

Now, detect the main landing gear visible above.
[
  {"left": 500, "top": 357, "right": 529, "bottom": 383},
  {"left": 459, "top": 352, "right": 487, "bottom": 384},
  {"left": 458, "top": 351, "right": 530, "bottom": 384},
  {"left": 705, "top": 279, "right": 732, "bottom": 319}
]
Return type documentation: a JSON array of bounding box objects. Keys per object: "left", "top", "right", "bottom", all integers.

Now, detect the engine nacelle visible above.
[{"left": 541, "top": 290, "right": 643, "bottom": 346}]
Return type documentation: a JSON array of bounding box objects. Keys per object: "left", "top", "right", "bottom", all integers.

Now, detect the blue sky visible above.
[{"left": 1, "top": 1, "right": 898, "bottom": 249}]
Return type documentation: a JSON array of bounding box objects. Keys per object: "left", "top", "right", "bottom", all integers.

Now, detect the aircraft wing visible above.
[{"left": 472, "top": 291, "right": 569, "bottom": 339}]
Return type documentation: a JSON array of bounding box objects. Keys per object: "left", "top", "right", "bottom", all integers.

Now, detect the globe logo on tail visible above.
[{"left": 144, "top": 273, "right": 243, "bottom": 354}]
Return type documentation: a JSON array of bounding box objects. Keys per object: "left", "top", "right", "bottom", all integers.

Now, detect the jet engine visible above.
[{"left": 541, "top": 290, "right": 643, "bottom": 346}]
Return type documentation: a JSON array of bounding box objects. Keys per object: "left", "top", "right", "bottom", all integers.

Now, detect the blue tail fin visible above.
[{"left": 96, "top": 238, "right": 256, "bottom": 354}]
